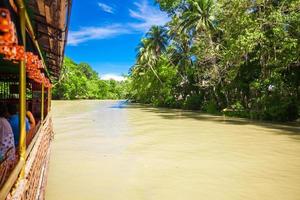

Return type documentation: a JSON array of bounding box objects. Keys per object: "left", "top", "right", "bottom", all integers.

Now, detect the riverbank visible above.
[
  {"left": 129, "top": 100, "right": 300, "bottom": 127},
  {"left": 52, "top": 99, "right": 300, "bottom": 126}
]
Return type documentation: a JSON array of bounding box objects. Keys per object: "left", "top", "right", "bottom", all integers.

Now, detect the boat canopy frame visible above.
[{"left": 0, "top": 0, "right": 71, "bottom": 199}]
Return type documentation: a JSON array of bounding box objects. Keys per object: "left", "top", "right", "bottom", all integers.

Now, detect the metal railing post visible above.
[
  {"left": 41, "top": 83, "right": 44, "bottom": 121},
  {"left": 47, "top": 87, "right": 51, "bottom": 112},
  {"left": 17, "top": 0, "right": 27, "bottom": 178}
]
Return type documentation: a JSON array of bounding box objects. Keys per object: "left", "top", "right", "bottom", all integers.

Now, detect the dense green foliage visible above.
[
  {"left": 129, "top": 0, "right": 300, "bottom": 121},
  {"left": 52, "top": 57, "right": 128, "bottom": 100}
]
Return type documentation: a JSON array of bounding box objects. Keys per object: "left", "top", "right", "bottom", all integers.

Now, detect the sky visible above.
[{"left": 65, "top": 0, "right": 169, "bottom": 81}]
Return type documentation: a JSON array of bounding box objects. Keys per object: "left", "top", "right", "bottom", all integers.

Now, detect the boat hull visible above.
[{"left": 6, "top": 114, "right": 53, "bottom": 200}]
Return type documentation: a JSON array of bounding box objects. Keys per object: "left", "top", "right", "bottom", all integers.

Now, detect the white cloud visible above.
[
  {"left": 129, "top": 0, "right": 169, "bottom": 31},
  {"left": 68, "top": 25, "right": 130, "bottom": 46},
  {"left": 67, "top": 0, "right": 169, "bottom": 46},
  {"left": 98, "top": 2, "right": 114, "bottom": 14},
  {"left": 101, "top": 74, "right": 126, "bottom": 82}
]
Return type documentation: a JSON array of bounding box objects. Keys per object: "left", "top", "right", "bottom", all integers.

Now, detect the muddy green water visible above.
[{"left": 45, "top": 100, "right": 300, "bottom": 200}]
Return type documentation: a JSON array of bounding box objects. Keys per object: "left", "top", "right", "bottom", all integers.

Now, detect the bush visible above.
[
  {"left": 262, "top": 96, "right": 299, "bottom": 121},
  {"left": 250, "top": 92, "right": 299, "bottom": 122},
  {"left": 223, "top": 101, "right": 249, "bottom": 118},
  {"left": 203, "top": 100, "right": 218, "bottom": 114},
  {"left": 183, "top": 94, "right": 202, "bottom": 110}
]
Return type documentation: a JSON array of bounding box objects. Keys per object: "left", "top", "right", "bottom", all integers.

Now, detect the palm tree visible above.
[
  {"left": 146, "top": 26, "right": 169, "bottom": 57},
  {"left": 135, "top": 38, "right": 152, "bottom": 64},
  {"left": 180, "top": 0, "right": 223, "bottom": 103},
  {"left": 180, "top": 0, "right": 216, "bottom": 35},
  {"left": 134, "top": 26, "right": 169, "bottom": 84},
  {"left": 134, "top": 38, "right": 162, "bottom": 84},
  {"left": 180, "top": 0, "right": 220, "bottom": 82},
  {"left": 167, "top": 16, "right": 193, "bottom": 75},
  {"left": 180, "top": 0, "right": 216, "bottom": 66}
]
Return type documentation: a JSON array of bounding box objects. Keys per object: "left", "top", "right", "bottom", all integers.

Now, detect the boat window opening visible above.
[{"left": 0, "top": 73, "right": 48, "bottom": 188}]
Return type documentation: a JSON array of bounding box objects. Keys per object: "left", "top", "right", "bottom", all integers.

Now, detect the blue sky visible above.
[{"left": 65, "top": 0, "right": 169, "bottom": 80}]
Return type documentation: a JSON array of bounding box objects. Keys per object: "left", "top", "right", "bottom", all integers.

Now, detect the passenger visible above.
[
  {"left": 26, "top": 105, "right": 36, "bottom": 145},
  {"left": 0, "top": 103, "right": 15, "bottom": 162},
  {"left": 7, "top": 104, "right": 30, "bottom": 147},
  {"left": 26, "top": 109, "right": 36, "bottom": 129}
]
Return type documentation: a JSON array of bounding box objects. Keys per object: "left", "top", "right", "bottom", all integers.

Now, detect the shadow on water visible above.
[{"left": 123, "top": 103, "right": 300, "bottom": 140}]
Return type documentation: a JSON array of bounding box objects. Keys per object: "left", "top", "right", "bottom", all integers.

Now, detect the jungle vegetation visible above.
[
  {"left": 52, "top": 57, "right": 128, "bottom": 100},
  {"left": 128, "top": 0, "right": 300, "bottom": 121}
]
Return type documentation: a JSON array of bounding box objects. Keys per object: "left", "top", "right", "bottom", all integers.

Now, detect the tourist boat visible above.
[{"left": 0, "top": 0, "right": 71, "bottom": 199}]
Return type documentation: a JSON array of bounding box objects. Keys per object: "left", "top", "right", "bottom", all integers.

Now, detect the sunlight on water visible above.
[{"left": 46, "top": 100, "right": 300, "bottom": 200}]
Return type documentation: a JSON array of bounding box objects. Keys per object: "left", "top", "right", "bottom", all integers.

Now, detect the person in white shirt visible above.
[{"left": 0, "top": 103, "right": 15, "bottom": 162}]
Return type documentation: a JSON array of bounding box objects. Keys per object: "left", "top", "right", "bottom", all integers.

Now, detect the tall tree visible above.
[
  {"left": 146, "top": 26, "right": 169, "bottom": 56},
  {"left": 134, "top": 26, "right": 169, "bottom": 84},
  {"left": 180, "top": 0, "right": 218, "bottom": 78},
  {"left": 128, "top": 0, "right": 300, "bottom": 121}
]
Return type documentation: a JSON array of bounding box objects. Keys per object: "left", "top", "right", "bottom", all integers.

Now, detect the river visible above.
[{"left": 45, "top": 100, "right": 300, "bottom": 200}]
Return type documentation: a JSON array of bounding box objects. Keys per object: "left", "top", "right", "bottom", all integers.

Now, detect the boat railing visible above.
[{"left": 0, "top": 113, "right": 53, "bottom": 200}]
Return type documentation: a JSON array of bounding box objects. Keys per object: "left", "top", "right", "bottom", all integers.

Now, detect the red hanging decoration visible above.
[
  {"left": 0, "top": 8, "right": 17, "bottom": 45},
  {"left": 0, "top": 8, "right": 25, "bottom": 61},
  {"left": 43, "top": 77, "right": 52, "bottom": 88},
  {"left": 0, "top": 45, "right": 25, "bottom": 61},
  {"left": 25, "top": 52, "right": 52, "bottom": 88},
  {"left": 26, "top": 52, "right": 39, "bottom": 70},
  {"left": 0, "top": 8, "right": 52, "bottom": 87},
  {"left": 25, "top": 52, "right": 41, "bottom": 83}
]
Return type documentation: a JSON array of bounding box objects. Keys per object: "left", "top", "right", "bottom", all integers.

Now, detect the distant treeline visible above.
[
  {"left": 127, "top": 0, "right": 300, "bottom": 122},
  {"left": 52, "top": 57, "right": 128, "bottom": 100}
]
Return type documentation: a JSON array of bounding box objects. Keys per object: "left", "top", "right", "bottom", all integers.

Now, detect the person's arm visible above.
[{"left": 26, "top": 111, "right": 36, "bottom": 128}]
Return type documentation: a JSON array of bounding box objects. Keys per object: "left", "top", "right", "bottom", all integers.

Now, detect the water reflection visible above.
[
  {"left": 109, "top": 100, "right": 129, "bottom": 108},
  {"left": 46, "top": 100, "right": 300, "bottom": 200}
]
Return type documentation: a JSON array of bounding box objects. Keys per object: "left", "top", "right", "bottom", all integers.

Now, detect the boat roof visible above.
[{"left": 26, "top": 0, "right": 72, "bottom": 80}]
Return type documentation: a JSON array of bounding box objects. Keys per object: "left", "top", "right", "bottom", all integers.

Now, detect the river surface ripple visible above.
[{"left": 46, "top": 100, "right": 300, "bottom": 200}]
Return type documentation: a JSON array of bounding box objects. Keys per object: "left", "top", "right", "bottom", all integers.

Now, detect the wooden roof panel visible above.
[{"left": 27, "top": 0, "right": 72, "bottom": 80}]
